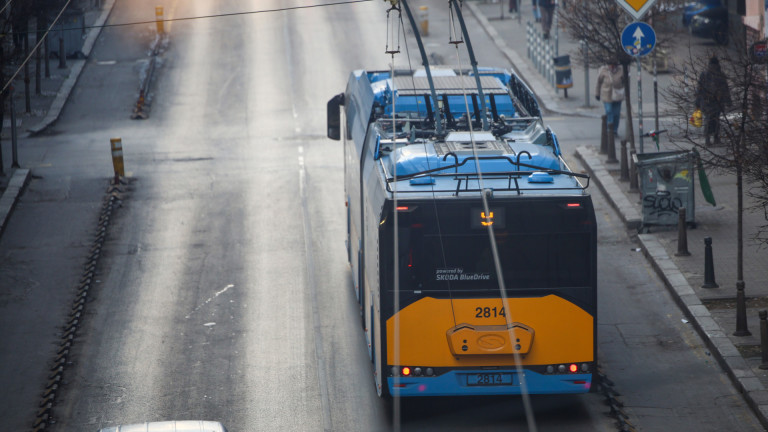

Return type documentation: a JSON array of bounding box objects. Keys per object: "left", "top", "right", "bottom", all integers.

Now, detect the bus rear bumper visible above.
[{"left": 387, "top": 370, "right": 592, "bottom": 397}]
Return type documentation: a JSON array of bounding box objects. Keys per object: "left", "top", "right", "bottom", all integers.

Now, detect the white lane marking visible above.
[{"left": 185, "top": 284, "right": 234, "bottom": 319}]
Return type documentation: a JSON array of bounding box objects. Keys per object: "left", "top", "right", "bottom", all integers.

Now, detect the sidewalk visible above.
[
  {"left": 0, "top": 0, "right": 115, "bottom": 234},
  {"left": 467, "top": 0, "right": 768, "bottom": 427}
]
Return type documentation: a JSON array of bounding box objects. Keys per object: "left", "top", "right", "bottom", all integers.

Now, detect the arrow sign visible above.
[
  {"left": 616, "top": 0, "right": 657, "bottom": 20},
  {"left": 621, "top": 22, "right": 656, "bottom": 57}
]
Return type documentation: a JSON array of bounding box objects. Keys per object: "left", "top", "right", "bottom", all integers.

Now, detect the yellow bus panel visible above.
[{"left": 386, "top": 295, "right": 593, "bottom": 366}]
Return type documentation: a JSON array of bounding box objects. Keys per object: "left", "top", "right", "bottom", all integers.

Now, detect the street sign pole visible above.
[
  {"left": 653, "top": 50, "right": 659, "bottom": 148},
  {"left": 621, "top": 21, "right": 656, "bottom": 153},
  {"left": 637, "top": 57, "right": 644, "bottom": 153},
  {"left": 616, "top": 0, "right": 658, "bottom": 153}
]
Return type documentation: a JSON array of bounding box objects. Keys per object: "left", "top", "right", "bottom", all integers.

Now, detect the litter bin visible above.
[
  {"left": 553, "top": 55, "right": 573, "bottom": 96},
  {"left": 633, "top": 151, "right": 695, "bottom": 232}
]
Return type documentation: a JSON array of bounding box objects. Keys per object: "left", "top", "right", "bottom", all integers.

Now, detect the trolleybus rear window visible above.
[{"left": 387, "top": 200, "right": 593, "bottom": 291}]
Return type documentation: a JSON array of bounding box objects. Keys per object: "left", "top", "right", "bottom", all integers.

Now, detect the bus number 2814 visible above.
[{"left": 475, "top": 307, "right": 506, "bottom": 318}]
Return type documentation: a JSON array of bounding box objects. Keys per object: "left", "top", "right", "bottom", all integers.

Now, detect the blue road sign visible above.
[{"left": 621, "top": 22, "right": 656, "bottom": 57}]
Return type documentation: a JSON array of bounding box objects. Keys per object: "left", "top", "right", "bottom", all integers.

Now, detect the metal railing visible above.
[{"left": 525, "top": 21, "right": 555, "bottom": 89}]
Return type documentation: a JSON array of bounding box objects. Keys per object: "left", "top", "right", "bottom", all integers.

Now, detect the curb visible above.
[
  {"left": 0, "top": 168, "right": 30, "bottom": 237},
  {"left": 574, "top": 146, "right": 641, "bottom": 229},
  {"left": 27, "top": 0, "right": 117, "bottom": 137},
  {"left": 575, "top": 145, "right": 768, "bottom": 430}
]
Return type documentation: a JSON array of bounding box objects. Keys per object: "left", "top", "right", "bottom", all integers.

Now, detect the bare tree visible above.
[
  {"left": 665, "top": 29, "right": 768, "bottom": 331},
  {"left": 558, "top": 0, "right": 676, "bottom": 148}
]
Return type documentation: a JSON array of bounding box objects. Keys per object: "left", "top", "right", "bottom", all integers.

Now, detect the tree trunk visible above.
[
  {"left": 622, "top": 63, "right": 635, "bottom": 150},
  {"left": 737, "top": 158, "right": 744, "bottom": 283}
]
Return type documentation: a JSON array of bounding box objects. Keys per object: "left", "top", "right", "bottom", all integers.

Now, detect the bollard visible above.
[
  {"left": 760, "top": 311, "right": 768, "bottom": 369},
  {"left": 734, "top": 280, "right": 751, "bottom": 336},
  {"left": 526, "top": 22, "right": 532, "bottom": 59},
  {"left": 110, "top": 138, "right": 125, "bottom": 182},
  {"left": 675, "top": 207, "right": 690, "bottom": 256},
  {"left": 600, "top": 115, "right": 607, "bottom": 155},
  {"left": 619, "top": 140, "right": 629, "bottom": 181},
  {"left": 156, "top": 6, "right": 165, "bottom": 35},
  {"left": 10, "top": 86, "right": 18, "bottom": 168},
  {"left": 702, "top": 237, "right": 718, "bottom": 288},
  {"left": 419, "top": 6, "right": 429, "bottom": 37},
  {"left": 606, "top": 128, "right": 617, "bottom": 163},
  {"left": 58, "top": 38, "right": 66, "bottom": 69}
]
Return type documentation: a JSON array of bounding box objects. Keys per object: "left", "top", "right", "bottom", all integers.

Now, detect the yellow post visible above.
[
  {"left": 155, "top": 6, "right": 165, "bottom": 35},
  {"left": 110, "top": 138, "right": 125, "bottom": 179},
  {"left": 419, "top": 6, "right": 429, "bottom": 37}
]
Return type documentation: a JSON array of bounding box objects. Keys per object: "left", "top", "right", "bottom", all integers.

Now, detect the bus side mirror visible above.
[{"left": 327, "top": 93, "right": 345, "bottom": 140}]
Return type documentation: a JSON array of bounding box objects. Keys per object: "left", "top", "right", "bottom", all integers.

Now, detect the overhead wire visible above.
[
  {"left": 397, "top": 1, "right": 455, "bottom": 328},
  {"left": 385, "top": 3, "right": 402, "bottom": 428},
  {"left": 1, "top": 0, "right": 71, "bottom": 94},
  {"left": 447, "top": 0, "right": 538, "bottom": 430},
  {"left": 0, "top": 0, "right": 373, "bottom": 94},
  {"left": 0, "top": 0, "right": 15, "bottom": 17}
]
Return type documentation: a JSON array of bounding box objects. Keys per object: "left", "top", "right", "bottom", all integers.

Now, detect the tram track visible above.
[
  {"left": 596, "top": 366, "right": 636, "bottom": 432},
  {"left": 30, "top": 179, "right": 128, "bottom": 431}
]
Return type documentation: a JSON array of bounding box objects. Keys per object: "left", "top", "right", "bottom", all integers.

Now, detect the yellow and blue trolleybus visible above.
[{"left": 327, "top": 2, "right": 596, "bottom": 400}]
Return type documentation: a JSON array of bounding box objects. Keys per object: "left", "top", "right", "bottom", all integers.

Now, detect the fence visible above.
[{"left": 526, "top": 21, "right": 556, "bottom": 89}]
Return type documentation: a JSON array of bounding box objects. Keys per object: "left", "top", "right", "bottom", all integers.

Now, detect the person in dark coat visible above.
[
  {"left": 509, "top": 0, "right": 518, "bottom": 15},
  {"left": 695, "top": 56, "right": 731, "bottom": 146},
  {"left": 538, "top": 0, "right": 556, "bottom": 39}
]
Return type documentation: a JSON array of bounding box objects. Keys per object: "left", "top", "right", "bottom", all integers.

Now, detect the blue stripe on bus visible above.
[{"left": 387, "top": 370, "right": 592, "bottom": 397}]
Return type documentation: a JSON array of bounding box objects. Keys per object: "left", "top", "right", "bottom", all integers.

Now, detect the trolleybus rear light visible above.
[
  {"left": 569, "top": 364, "right": 578, "bottom": 373},
  {"left": 391, "top": 366, "right": 435, "bottom": 377},
  {"left": 396, "top": 205, "right": 418, "bottom": 213},
  {"left": 546, "top": 365, "right": 554, "bottom": 374},
  {"left": 557, "top": 365, "right": 566, "bottom": 373},
  {"left": 581, "top": 363, "right": 589, "bottom": 372}
]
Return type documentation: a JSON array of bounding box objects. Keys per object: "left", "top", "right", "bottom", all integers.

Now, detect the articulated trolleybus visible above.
[{"left": 327, "top": 8, "right": 596, "bottom": 401}]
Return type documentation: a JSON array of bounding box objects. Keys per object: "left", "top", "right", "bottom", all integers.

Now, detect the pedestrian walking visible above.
[
  {"left": 509, "top": 0, "right": 518, "bottom": 15},
  {"left": 695, "top": 56, "right": 731, "bottom": 146},
  {"left": 532, "top": 0, "right": 541, "bottom": 22},
  {"left": 538, "top": 0, "right": 555, "bottom": 39},
  {"left": 595, "top": 62, "right": 625, "bottom": 137}
]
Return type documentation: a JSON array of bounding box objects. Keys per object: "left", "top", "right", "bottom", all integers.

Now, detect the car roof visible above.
[{"left": 97, "top": 420, "right": 227, "bottom": 432}]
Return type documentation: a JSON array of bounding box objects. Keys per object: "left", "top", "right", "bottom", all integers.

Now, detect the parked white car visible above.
[{"left": 97, "top": 420, "right": 228, "bottom": 432}]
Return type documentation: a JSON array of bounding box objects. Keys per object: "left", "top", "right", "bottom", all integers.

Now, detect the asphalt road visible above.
[{"left": 0, "top": 0, "right": 763, "bottom": 431}]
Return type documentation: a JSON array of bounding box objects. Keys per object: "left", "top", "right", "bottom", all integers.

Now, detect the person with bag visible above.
[
  {"left": 595, "top": 62, "right": 625, "bottom": 138},
  {"left": 695, "top": 56, "right": 731, "bottom": 146},
  {"left": 532, "top": 0, "right": 541, "bottom": 23}
]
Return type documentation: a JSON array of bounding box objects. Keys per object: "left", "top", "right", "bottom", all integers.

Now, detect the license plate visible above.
[{"left": 467, "top": 373, "right": 514, "bottom": 386}]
